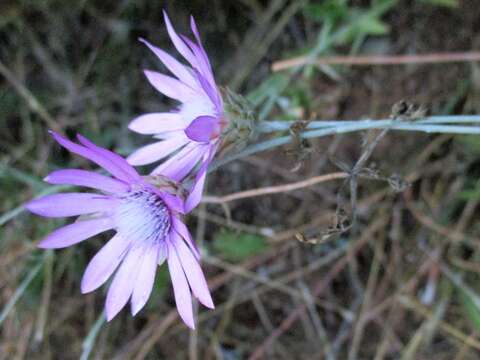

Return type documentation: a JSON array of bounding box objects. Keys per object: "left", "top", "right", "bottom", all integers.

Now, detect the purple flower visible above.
[
  {"left": 26, "top": 132, "right": 213, "bottom": 328},
  {"left": 127, "top": 11, "right": 224, "bottom": 213}
]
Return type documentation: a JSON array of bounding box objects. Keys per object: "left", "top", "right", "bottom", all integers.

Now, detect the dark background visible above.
[{"left": 2, "top": 0, "right": 480, "bottom": 359}]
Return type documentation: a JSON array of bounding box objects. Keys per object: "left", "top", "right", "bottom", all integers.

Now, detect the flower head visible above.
[
  {"left": 127, "top": 11, "right": 224, "bottom": 212},
  {"left": 26, "top": 132, "right": 213, "bottom": 328}
]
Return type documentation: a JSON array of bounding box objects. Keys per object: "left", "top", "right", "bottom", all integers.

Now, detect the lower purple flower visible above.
[{"left": 26, "top": 131, "right": 214, "bottom": 329}]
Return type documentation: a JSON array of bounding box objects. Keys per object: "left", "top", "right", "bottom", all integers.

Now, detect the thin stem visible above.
[
  {"left": 210, "top": 120, "right": 480, "bottom": 172},
  {"left": 349, "top": 128, "right": 390, "bottom": 226},
  {"left": 303, "top": 123, "right": 480, "bottom": 136},
  {"left": 259, "top": 115, "right": 480, "bottom": 133},
  {"left": 202, "top": 172, "right": 348, "bottom": 203},
  {"left": 272, "top": 51, "right": 480, "bottom": 72}
]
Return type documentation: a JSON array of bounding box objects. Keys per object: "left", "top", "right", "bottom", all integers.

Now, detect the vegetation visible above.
[{"left": 2, "top": 0, "right": 480, "bottom": 358}]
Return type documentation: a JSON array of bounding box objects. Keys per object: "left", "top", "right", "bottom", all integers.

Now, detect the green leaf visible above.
[
  {"left": 458, "top": 188, "right": 480, "bottom": 201},
  {"left": 246, "top": 73, "right": 291, "bottom": 120},
  {"left": 417, "top": 0, "right": 459, "bottom": 8},
  {"left": 457, "top": 178, "right": 480, "bottom": 201},
  {"left": 0, "top": 259, "right": 44, "bottom": 325},
  {"left": 304, "top": 1, "right": 349, "bottom": 24},
  {"left": 459, "top": 288, "right": 480, "bottom": 332},
  {"left": 443, "top": 265, "right": 480, "bottom": 333},
  {"left": 337, "top": 9, "right": 391, "bottom": 44},
  {"left": 357, "top": 16, "right": 389, "bottom": 35},
  {"left": 246, "top": 73, "right": 290, "bottom": 107},
  {"left": 213, "top": 230, "right": 267, "bottom": 262},
  {"left": 456, "top": 135, "right": 480, "bottom": 156}
]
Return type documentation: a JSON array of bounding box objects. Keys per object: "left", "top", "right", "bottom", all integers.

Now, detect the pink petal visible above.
[
  {"left": 139, "top": 38, "right": 197, "bottom": 88},
  {"left": 172, "top": 232, "right": 214, "bottom": 309},
  {"left": 186, "top": 16, "right": 219, "bottom": 106},
  {"left": 182, "top": 36, "right": 214, "bottom": 87},
  {"left": 152, "top": 129, "right": 187, "bottom": 140},
  {"left": 184, "top": 168, "right": 206, "bottom": 213},
  {"left": 172, "top": 217, "right": 200, "bottom": 260},
  {"left": 38, "top": 217, "right": 114, "bottom": 249},
  {"left": 185, "top": 115, "right": 219, "bottom": 143},
  {"left": 144, "top": 70, "right": 196, "bottom": 103},
  {"left": 159, "top": 192, "right": 185, "bottom": 214},
  {"left": 163, "top": 11, "right": 199, "bottom": 69},
  {"left": 128, "top": 113, "right": 187, "bottom": 135},
  {"left": 76, "top": 134, "right": 140, "bottom": 182},
  {"left": 26, "top": 193, "right": 116, "bottom": 218},
  {"left": 81, "top": 233, "right": 131, "bottom": 293},
  {"left": 105, "top": 245, "right": 145, "bottom": 321},
  {"left": 49, "top": 131, "right": 135, "bottom": 183},
  {"left": 158, "top": 242, "right": 168, "bottom": 265},
  {"left": 189, "top": 16, "right": 213, "bottom": 73},
  {"left": 185, "top": 145, "right": 217, "bottom": 212},
  {"left": 167, "top": 242, "right": 195, "bottom": 329},
  {"left": 127, "top": 138, "right": 187, "bottom": 166},
  {"left": 131, "top": 242, "right": 160, "bottom": 315},
  {"left": 192, "top": 68, "right": 222, "bottom": 110},
  {"left": 189, "top": 17, "right": 206, "bottom": 54},
  {"left": 45, "top": 169, "right": 129, "bottom": 194},
  {"left": 152, "top": 143, "right": 208, "bottom": 181}
]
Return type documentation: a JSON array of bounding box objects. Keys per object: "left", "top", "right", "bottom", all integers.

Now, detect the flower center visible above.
[{"left": 114, "top": 188, "right": 171, "bottom": 244}]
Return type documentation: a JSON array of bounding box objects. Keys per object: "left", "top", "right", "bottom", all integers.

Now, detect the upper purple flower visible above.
[
  {"left": 127, "top": 11, "right": 224, "bottom": 213},
  {"left": 26, "top": 132, "right": 213, "bottom": 329}
]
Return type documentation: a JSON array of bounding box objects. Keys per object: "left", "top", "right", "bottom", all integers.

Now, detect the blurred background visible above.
[{"left": 2, "top": 0, "right": 480, "bottom": 359}]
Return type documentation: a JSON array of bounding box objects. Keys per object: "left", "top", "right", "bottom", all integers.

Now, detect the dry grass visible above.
[{"left": 2, "top": 1, "right": 480, "bottom": 359}]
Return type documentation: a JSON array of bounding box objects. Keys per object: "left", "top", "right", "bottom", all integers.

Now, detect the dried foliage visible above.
[{"left": 2, "top": 1, "right": 480, "bottom": 359}]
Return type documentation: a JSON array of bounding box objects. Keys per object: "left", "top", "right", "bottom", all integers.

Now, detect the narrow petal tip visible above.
[
  {"left": 105, "top": 301, "right": 123, "bottom": 322},
  {"left": 187, "top": 322, "right": 195, "bottom": 330},
  {"left": 203, "top": 297, "right": 215, "bottom": 310},
  {"left": 48, "top": 130, "right": 62, "bottom": 141},
  {"left": 25, "top": 198, "right": 42, "bottom": 215},
  {"left": 105, "top": 310, "right": 116, "bottom": 322},
  {"left": 37, "top": 240, "right": 55, "bottom": 249},
  {"left": 80, "top": 277, "right": 95, "bottom": 294},
  {"left": 131, "top": 301, "right": 145, "bottom": 316},
  {"left": 125, "top": 153, "right": 138, "bottom": 165},
  {"left": 162, "top": 9, "right": 169, "bottom": 20},
  {"left": 138, "top": 38, "right": 155, "bottom": 51},
  {"left": 80, "top": 283, "right": 90, "bottom": 294},
  {"left": 143, "top": 69, "right": 156, "bottom": 82},
  {"left": 127, "top": 121, "right": 138, "bottom": 133},
  {"left": 180, "top": 313, "right": 195, "bottom": 330},
  {"left": 189, "top": 15, "right": 199, "bottom": 38}
]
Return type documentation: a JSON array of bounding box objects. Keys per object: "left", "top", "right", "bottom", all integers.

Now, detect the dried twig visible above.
[
  {"left": 202, "top": 172, "right": 348, "bottom": 204},
  {"left": 404, "top": 191, "right": 480, "bottom": 246},
  {"left": 248, "top": 216, "right": 388, "bottom": 360},
  {"left": 398, "top": 295, "right": 480, "bottom": 351},
  {"left": 348, "top": 127, "right": 390, "bottom": 225},
  {"left": 272, "top": 51, "right": 480, "bottom": 71}
]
